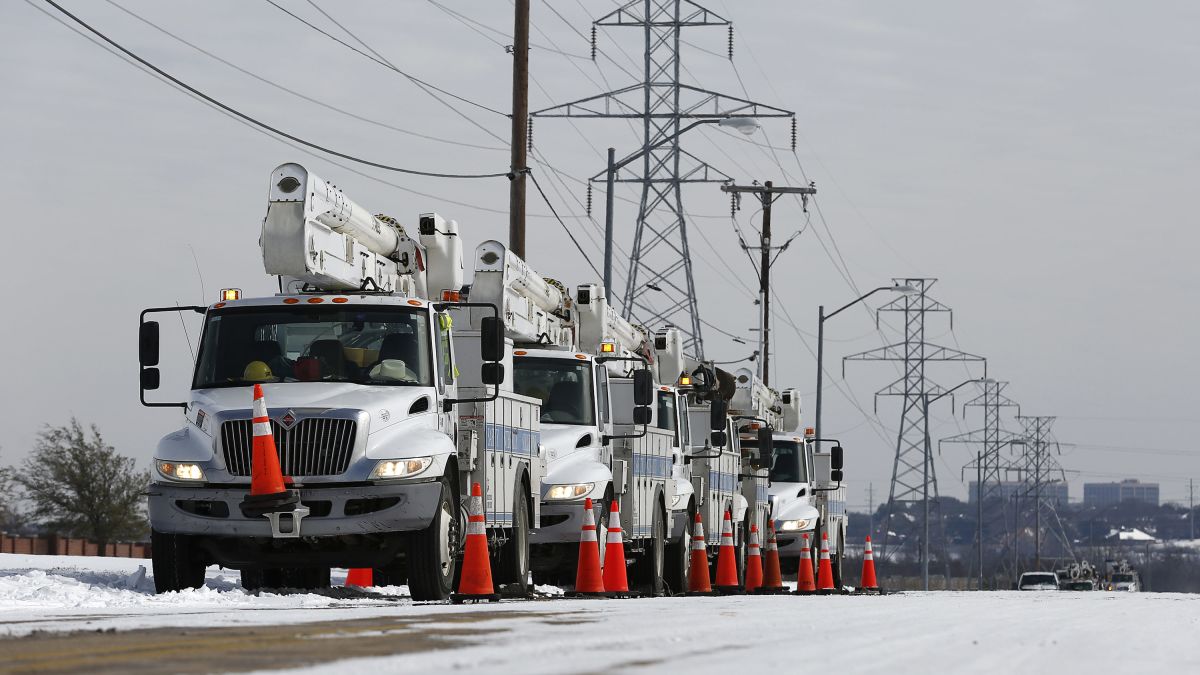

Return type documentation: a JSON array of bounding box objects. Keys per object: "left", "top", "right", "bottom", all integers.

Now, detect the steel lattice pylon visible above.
[
  {"left": 843, "top": 278, "right": 985, "bottom": 565},
  {"left": 531, "top": 0, "right": 792, "bottom": 357},
  {"left": 942, "top": 380, "right": 1020, "bottom": 585}
]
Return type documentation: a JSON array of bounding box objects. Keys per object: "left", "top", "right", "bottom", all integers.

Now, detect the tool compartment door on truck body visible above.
[
  {"left": 453, "top": 331, "right": 542, "bottom": 529},
  {"left": 687, "top": 407, "right": 740, "bottom": 547},
  {"left": 609, "top": 378, "right": 672, "bottom": 539}
]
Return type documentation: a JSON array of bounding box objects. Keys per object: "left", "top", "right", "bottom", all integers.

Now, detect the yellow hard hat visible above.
[{"left": 243, "top": 360, "right": 274, "bottom": 382}]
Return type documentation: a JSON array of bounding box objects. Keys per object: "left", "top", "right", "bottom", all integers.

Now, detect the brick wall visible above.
[{"left": 0, "top": 534, "right": 151, "bottom": 558}]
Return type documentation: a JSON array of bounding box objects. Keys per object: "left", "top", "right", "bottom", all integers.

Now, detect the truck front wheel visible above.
[
  {"left": 151, "top": 530, "right": 206, "bottom": 593},
  {"left": 497, "top": 486, "right": 531, "bottom": 597},
  {"left": 664, "top": 502, "right": 694, "bottom": 595},
  {"left": 406, "top": 475, "right": 459, "bottom": 601}
]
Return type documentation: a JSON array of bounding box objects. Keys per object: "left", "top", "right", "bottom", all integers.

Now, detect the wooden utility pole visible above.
[
  {"left": 508, "top": 0, "right": 530, "bottom": 258},
  {"left": 720, "top": 181, "right": 815, "bottom": 386}
]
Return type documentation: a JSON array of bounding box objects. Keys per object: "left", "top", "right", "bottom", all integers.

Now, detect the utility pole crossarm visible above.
[{"left": 720, "top": 184, "right": 816, "bottom": 195}]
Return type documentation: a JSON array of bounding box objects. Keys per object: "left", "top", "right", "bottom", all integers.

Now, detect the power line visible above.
[
  {"left": 263, "top": 0, "right": 508, "bottom": 118},
  {"left": 40, "top": 0, "right": 511, "bottom": 180},
  {"left": 100, "top": 0, "right": 507, "bottom": 153},
  {"left": 527, "top": 172, "right": 603, "bottom": 279}
]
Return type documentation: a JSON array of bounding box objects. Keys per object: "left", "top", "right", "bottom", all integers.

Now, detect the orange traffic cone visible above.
[
  {"left": 795, "top": 532, "right": 816, "bottom": 594},
  {"left": 345, "top": 568, "right": 373, "bottom": 588},
  {"left": 744, "top": 524, "right": 764, "bottom": 593},
  {"left": 687, "top": 512, "right": 713, "bottom": 595},
  {"left": 754, "top": 520, "right": 786, "bottom": 594},
  {"left": 816, "top": 531, "right": 836, "bottom": 594},
  {"left": 602, "top": 501, "right": 630, "bottom": 595},
  {"left": 240, "top": 384, "right": 299, "bottom": 518},
  {"left": 860, "top": 535, "right": 880, "bottom": 593},
  {"left": 574, "top": 498, "right": 607, "bottom": 596},
  {"left": 714, "top": 509, "right": 741, "bottom": 594},
  {"left": 451, "top": 483, "right": 499, "bottom": 603}
]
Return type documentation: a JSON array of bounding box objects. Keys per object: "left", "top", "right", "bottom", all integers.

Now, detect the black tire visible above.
[
  {"left": 240, "top": 567, "right": 277, "bottom": 591},
  {"left": 813, "top": 519, "right": 825, "bottom": 582},
  {"left": 151, "top": 530, "right": 206, "bottom": 593},
  {"left": 407, "top": 474, "right": 460, "bottom": 601},
  {"left": 664, "top": 501, "right": 694, "bottom": 595},
  {"left": 497, "top": 483, "right": 532, "bottom": 597},
  {"left": 833, "top": 529, "right": 845, "bottom": 590},
  {"left": 633, "top": 501, "right": 667, "bottom": 596}
]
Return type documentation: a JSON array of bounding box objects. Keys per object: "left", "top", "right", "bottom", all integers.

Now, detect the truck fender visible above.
[{"left": 731, "top": 494, "right": 749, "bottom": 524}]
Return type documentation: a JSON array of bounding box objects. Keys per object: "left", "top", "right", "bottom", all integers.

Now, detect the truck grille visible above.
[{"left": 220, "top": 418, "right": 357, "bottom": 477}]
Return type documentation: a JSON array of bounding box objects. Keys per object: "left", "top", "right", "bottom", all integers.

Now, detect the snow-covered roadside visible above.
[{"left": 0, "top": 553, "right": 417, "bottom": 636}]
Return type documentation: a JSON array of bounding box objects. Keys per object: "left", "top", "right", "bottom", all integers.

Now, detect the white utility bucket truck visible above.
[{"left": 139, "top": 163, "right": 540, "bottom": 600}]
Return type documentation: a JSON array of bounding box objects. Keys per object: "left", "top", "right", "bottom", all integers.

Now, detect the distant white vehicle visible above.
[
  {"left": 1109, "top": 572, "right": 1141, "bottom": 592},
  {"left": 1018, "top": 571, "right": 1060, "bottom": 591}
]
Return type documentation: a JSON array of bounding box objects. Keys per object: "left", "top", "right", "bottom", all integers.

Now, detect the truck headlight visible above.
[
  {"left": 371, "top": 457, "right": 433, "bottom": 480},
  {"left": 778, "top": 518, "right": 813, "bottom": 531},
  {"left": 157, "top": 461, "right": 206, "bottom": 481},
  {"left": 545, "top": 483, "right": 594, "bottom": 500}
]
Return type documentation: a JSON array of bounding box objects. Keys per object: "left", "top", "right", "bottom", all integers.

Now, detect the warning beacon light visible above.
[
  {"left": 220, "top": 288, "right": 241, "bottom": 301},
  {"left": 600, "top": 340, "right": 616, "bottom": 354}
]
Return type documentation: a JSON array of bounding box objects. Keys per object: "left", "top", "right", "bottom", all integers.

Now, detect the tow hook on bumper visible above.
[{"left": 265, "top": 504, "right": 311, "bottom": 538}]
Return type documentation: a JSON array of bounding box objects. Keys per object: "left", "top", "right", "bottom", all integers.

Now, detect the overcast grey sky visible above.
[{"left": 2, "top": 0, "right": 1197, "bottom": 507}]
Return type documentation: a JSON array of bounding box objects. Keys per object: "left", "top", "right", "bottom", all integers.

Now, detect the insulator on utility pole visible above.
[
  {"left": 526, "top": 117, "right": 534, "bottom": 152},
  {"left": 790, "top": 117, "right": 797, "bottom": 152},
  {"left": 591, "top": 25, "right": 597, "bottom": 60},
  {"left": 586, "top": 183, "right": 593, "bottom": 217},
  {"left": 727, "top": 25, "right": 734, "bottom": 59}
]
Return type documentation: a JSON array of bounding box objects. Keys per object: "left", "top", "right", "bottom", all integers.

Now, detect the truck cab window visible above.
[
  {"left": 192, "top": 306, "right": 432, "bottom": 389},
  {"left": 657, "top": 391, "right": 677, "bottom": 441},
  {"left": 766, "top": 440, "right": 807, "bottom": 483},
  {"left": 513, "top": 357, "right": 596, "bottom": 426}
]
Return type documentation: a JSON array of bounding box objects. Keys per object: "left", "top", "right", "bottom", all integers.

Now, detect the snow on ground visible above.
[{"left": 3, "top": 554, "right": 1200, "bottom": 674}]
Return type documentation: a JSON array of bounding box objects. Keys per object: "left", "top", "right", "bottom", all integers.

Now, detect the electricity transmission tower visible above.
[
  {"left": 531, "top": 0, "right": 793, "bottom": 357},
  {"left": 843, "top": 278, "right": 985, "bottom": 570},
  {"left": 1012, "top": 415, "right": 1065, "bottom": 569},
  {"left": 942, "top": 380, "right": 1020, "bottom": 588}
]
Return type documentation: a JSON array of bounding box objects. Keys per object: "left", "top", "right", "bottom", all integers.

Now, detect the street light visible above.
[
  {"left": 813, "top": 283, "right": 918, "bottom": 444},
  {"left": 601, "top": 116, "right": 762, "bottom": 298},
  {"left": 918, "top": 376, "right": 991, "bottom": 591}
]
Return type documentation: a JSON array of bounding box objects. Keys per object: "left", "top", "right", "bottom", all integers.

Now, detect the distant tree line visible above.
[{"left": 1, "top": 418, "right": 149, "bottom": 555}]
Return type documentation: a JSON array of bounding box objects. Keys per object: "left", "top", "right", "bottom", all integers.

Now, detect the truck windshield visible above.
[
  {"left": 193, "top": 305, "right": 432, "bottom": 389},
  {"left": 1112, "top": 574, "right": 1135, "bottom": 583},
  {"left": 513, "top": 357, "right": 595, "bottom": 425},
  {"left": 768, "top": 440, "right": 807, "bottom": 483}
]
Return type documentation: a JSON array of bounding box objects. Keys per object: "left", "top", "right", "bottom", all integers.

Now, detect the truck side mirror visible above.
[
  {"left": 632, "top": 368, "right": 653, "bottom": 406},
  {"left": 139, "top": 321, "right": 160, "bottom": 367},
  {"left": 632, "top": 406, "right": 652, "bottom": 425},
  {"left": 709, "top": 399, "right": 728, "bottom": 431},
  {"left": 480, "top": 316, "right": 504, "bottom": 362},
  {"left": 481, "top": 362, "right": 504, "bottom": 386},
  {"left": 831, "top": 445, "right": 844, "bottom": 470},
  {"left": 831, "top": 469, "right": 843, "bottom": 483},
  {"left": 140, "top": 367, "right": 161, "bottom": 391},
  {"left": 711, "top": 430, "right": 728, "bottom": 447},
  {"left": 753, "top": 427, "right": 772, "bottom": 466}
]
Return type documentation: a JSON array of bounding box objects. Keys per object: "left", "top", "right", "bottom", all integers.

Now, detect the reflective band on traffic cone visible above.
[
  {"left": 687, "top": 512, "right": 713, "bottom": 594},
  {"left": 452, "top": 483, "right": 499, "bottom": 602},
  {"left": 602, "top": 501, "right": 630, "bottom": 594},
  {"left": 816, "top": 531, "right": 836, "bottom": 594},
  {"left": 795, "top": 532, "right": 816, "bottom": 594},
  {"left": 755, "top": 520, "right": 786, "bottom": 594},
  {"left": 345, "top": 568, "right": 373, "bottom": 588},
  {"left": 240, "top": 384, "right": 299, "bottom": 517},
  {"left": 744, "top": 523, "right": 763, "bottom": 593},
  {"left": 860, "top": 535, "right": 880, "bottom": 592},
  {"left": 714, "top": 509, "right": 741, "bottom": 593},
  {"left": 574, "top": 498, "right": 607, "bottom": 595}
]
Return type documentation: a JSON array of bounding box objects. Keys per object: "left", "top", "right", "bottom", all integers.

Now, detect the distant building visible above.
[
  {"left": 1084, "top": 479, "right": 1160, "bottom": 507},
  {"left": 969, "top": 480, "right": 1068, "bottom": 506}
]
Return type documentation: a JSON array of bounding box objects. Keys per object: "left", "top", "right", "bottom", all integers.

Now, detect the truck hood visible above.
[
  {"left": 192, "top": 383, "right": 438, "bottom": 434},
  {"left": 539, "top": 424, "right": 602, "bottom": 464},
  {"left": 769, "top": 481, "right": 813, "bottom": 510}
]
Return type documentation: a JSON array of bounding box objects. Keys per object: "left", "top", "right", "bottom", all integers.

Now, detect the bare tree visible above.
[
  {"left": 15, "top": 419, "right": 149, "bottom": 554},
  {"left": 0, "top": 450, "right": 23, "bottom": 533}
]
